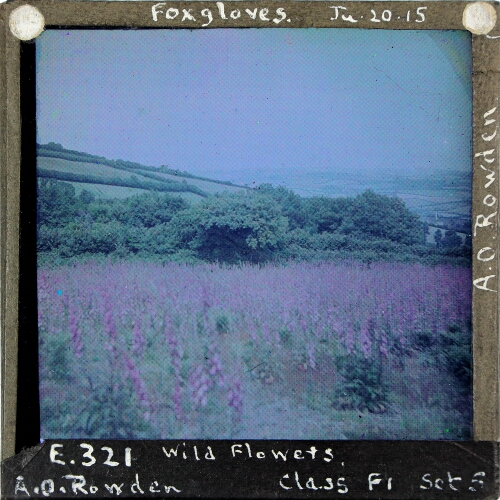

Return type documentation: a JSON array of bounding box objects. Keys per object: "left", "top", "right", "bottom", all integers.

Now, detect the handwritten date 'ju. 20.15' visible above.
[{"left": 330, "top": 5, "right": 427, "bottom": 23}]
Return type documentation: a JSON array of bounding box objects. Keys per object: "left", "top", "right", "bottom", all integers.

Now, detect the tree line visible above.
[
  {"left": 37, "top": 178, "right": 470, "bottom": 266},
  {"left": 38, "top": 168, "right": 208, "bottom": 197}
]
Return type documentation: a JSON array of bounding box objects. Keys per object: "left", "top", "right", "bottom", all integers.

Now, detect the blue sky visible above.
[{"left": 36, "top": 29, "right": 472, "bottom": 191}]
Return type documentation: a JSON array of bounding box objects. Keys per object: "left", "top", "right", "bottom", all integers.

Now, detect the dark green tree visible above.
[
  {"left": 442, "top": 230, "right": 463, "bottom": 249},
  {"left": 303, "top": 196, "right": 353, "bottom": 233},
  {"left": 256, "top": 184, "right": 308, "bottom": 230},
  {"left": 169, "top": 192, "right": 288, "bottom": 263},
  {"left": 119, "top": 192, "right": 188, "bottom": 228},
  {"left": 78, "top": 189, "right": 95, "bottom": 206},
  {"left": 349, "top": 190, "right": 426, "bottom": 245},
  {"left": 37, "top": 178, "right": 78, "bottom": 227}
]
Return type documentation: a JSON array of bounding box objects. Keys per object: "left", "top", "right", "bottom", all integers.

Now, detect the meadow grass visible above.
[{"left": 38, "top": 260, "right": 472, "bottom": 439}]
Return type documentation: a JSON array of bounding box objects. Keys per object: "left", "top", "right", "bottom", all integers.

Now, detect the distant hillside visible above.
[
  {"left": 37, "top": 143, "right": 249, "bottom": 201},
  {"left": 134, "top": 168, "right": 249, "bottom": 196}
]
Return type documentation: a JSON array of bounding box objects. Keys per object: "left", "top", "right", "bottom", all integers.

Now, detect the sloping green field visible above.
[
  {"left": 38, "top": 156, "right": 137, "bottom": 181},
  {"left": 135, "top": 169, "right": 247, "bottom": 195},
  {"left": 37, "top": 146, "right": 248, "bottom": 202},
  {"left": 69, "top": 181, "right": 205, "bottom": 202},
  {"left": 68, "top": 181, "right": 155, "bottom": 200}
]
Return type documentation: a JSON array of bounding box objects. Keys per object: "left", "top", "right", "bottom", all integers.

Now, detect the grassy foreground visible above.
[{"left": 39, "top": 260, "right": 472, "bottom": 440}]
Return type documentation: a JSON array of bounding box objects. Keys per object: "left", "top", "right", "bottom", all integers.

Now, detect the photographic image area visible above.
[{"left": 36, "top": 29, "right": 472, "bottom": 440}]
